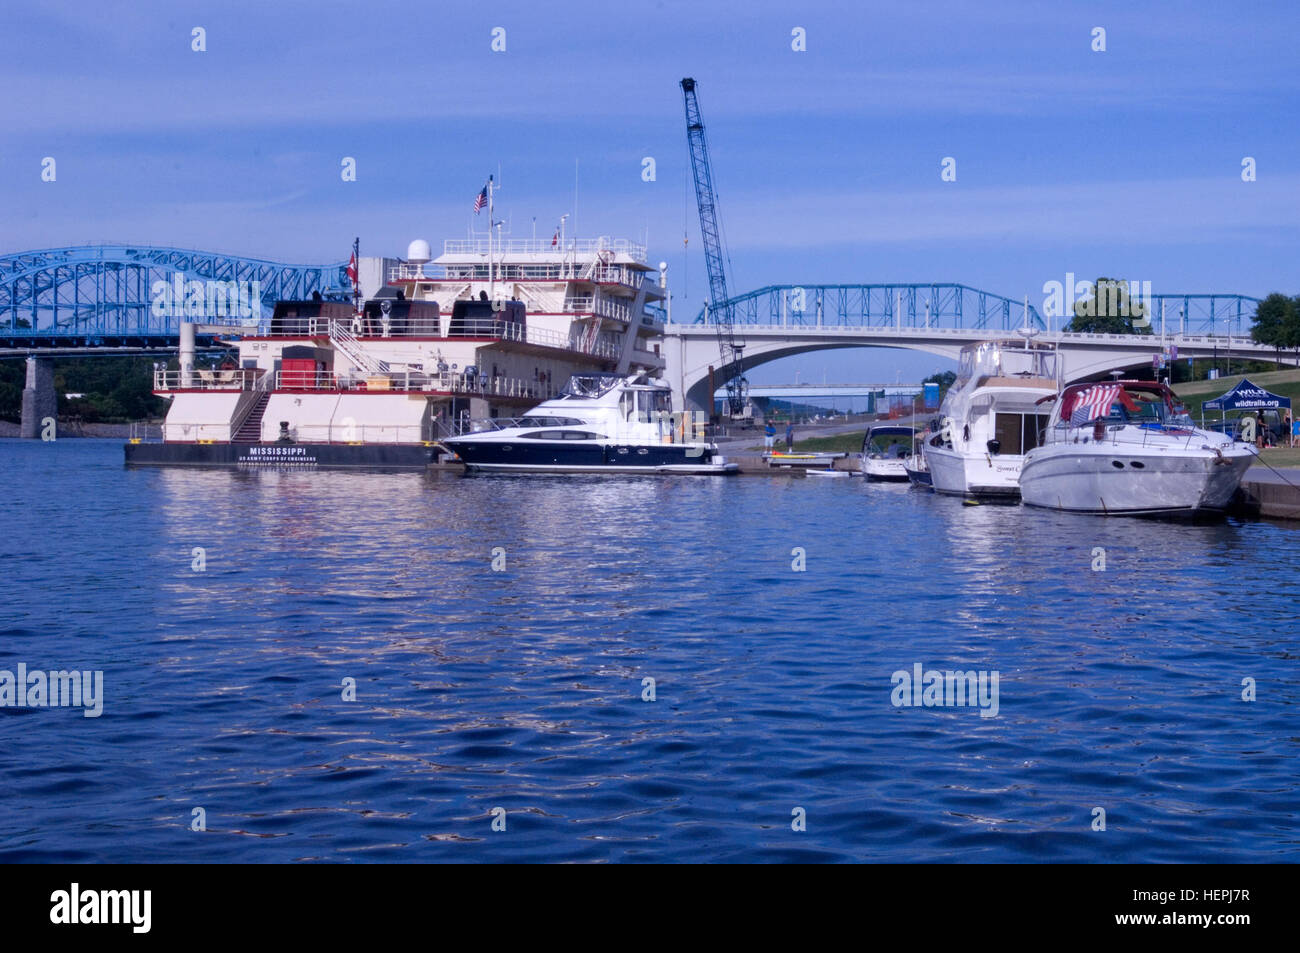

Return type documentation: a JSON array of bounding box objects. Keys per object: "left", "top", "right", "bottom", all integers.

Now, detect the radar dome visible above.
[
  {"left": 406, "top": 239, "right": 432, "bottom": 263},
  {"left": 658, "top": 261, "right": 668, "bottom": 271}
]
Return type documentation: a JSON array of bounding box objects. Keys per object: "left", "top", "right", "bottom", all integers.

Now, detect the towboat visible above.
[
  {"left": 440, "top": 372, "right": 738, "bottom": 474},
  {"left": 926, "top": 340, "right": 1059, "bottom": 498},
  {"left": 860, "top": 425, "right": 915, "bottom": 481},
  {"left": 1019, "top": 380, "right": 1256, "bottom": 516}
]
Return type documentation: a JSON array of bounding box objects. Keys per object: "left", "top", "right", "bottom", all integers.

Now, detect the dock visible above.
[{"left": 1238, "top": 467, "right": 1300, "bottom": 520}]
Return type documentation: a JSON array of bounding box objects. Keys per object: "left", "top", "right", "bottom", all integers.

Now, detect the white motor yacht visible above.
[
  {"left": 1019, "top": 380, "right": 1256, "bottom": 516},
  {"left": 441, "top": 372, "right": 738, "bottom": 474},
  {"left": 925, "top": 340, "right": 1059, "bottom": 498}
]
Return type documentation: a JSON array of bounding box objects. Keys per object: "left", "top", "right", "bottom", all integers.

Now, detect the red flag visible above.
[
  {"left": 551, "top": 231, "right": 558, "bottom": 247},
  {"left": 346, "top": 250, "right": 358, "bottom": 288}
]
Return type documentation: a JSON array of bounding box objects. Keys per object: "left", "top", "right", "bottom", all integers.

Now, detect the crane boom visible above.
[{"left": 680, "top": 77, "right": 747, "bottom": 416}]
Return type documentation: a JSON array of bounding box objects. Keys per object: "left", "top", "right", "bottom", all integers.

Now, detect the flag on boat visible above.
[
  {"left": 1070, "top": 384, "right": 1122, "bottom": 425},
  {"left": 473, "top": 185, "right": 488, "bottom": 214},
  {"left": 551, "top": 230, "right": 559, "bottom": 247},
  {"left": 345, "top": 250, "right": 358, "bottom": 289}
]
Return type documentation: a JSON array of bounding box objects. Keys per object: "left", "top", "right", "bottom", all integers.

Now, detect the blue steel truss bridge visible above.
[
  {"left": 1, "top": 244, "right": 348, "bottom": 352},
  {"left": 694, "top": 283, "right": 1261, "bottom": 337}
]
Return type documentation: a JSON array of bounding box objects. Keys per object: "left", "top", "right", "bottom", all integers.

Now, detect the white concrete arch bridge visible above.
[{"left": 662, "top": 284, "right": 1271, "bottom": 413}]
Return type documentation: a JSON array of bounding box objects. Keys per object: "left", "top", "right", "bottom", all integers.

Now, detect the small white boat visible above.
[
  {"left": 807, "top": 467, "right": 851, "bottom": 478},
  {"left": 1020, "top": 380, "right": 1257, "bottom": 516},
  {"left": 860, "top": 425, "right": 915, "bottom": 481},
  {"left": 926, "top": 339, "right": 1059, "bottom": 498}
]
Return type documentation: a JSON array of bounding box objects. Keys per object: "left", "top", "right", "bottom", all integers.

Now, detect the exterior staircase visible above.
[
  {"left": 231, "top": 392, "right": 270, "bottom": 443},
  {"left": 328, "top": 320, "right": 388, "bottom": 375}
]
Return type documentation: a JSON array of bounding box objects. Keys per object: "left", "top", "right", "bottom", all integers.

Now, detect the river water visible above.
[{"left": 1, "top": 439, "right": 1297, "bottom": 862}]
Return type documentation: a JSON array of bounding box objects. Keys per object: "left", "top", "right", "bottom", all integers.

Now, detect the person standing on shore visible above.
[
  {"left": 764, "top": 420, "right": 776, "bottom": 451},
  {"left": 785, "top": 421, "right": 795, "bottom": 452}
]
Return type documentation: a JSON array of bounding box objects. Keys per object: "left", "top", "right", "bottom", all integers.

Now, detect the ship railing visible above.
[
  {"left": 277, "top": 422, "right": 433, "bottom": 445},
  {"left": 269, "top": 314, "right": 443, "bottom": 337},
  {"left": 450, "top": 319, "right": 621, "bottom": 358},
  {"left": 256, "top": 315, "right": 618, "bottom": 358},
  {"left": 153, "top": 368, "right": 265, "bottom": 391},
  {"left": 428, "top": 264, "right": 656, "bottom": 287},
  {"left": 128, "top": 421, "right": 164, "bottom": 443},
  {"left": 440, "top": 237, "right": 647, "bottom": 261},
  {"left": 562, "top": 297, "right": 632, "bottom": 323},
  {"left": 273, "top": 369, "right": 560, "bottom": 400}
]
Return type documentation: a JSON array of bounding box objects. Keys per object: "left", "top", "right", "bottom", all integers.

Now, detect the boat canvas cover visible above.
[
  {"left": 1201, "top": 377, "right": 1293, "bottom": 412},
  {"left": 1066, "top": 384, "right": 1129, "bottom": 424}
]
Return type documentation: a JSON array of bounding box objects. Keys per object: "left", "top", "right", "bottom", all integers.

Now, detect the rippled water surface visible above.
[{"left": 2, "top": 440, "right": 1298, "bottom": 862}]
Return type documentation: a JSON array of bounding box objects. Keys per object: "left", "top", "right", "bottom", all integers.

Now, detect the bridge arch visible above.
[{"left": 1, "top": 244, "right": 347, "bottom": 348}]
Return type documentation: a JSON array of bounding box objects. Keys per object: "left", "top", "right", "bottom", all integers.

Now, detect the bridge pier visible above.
[{"left": 20, "top": 356, "right": 57, "bottom": 439}]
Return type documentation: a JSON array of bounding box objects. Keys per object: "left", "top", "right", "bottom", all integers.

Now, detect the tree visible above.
[
  {"left": 1251, "top": 293, "right": 1300, "bottom": 366},
  {"left": 1066, "top": 277, "right": 1152, "bottom": 334}
]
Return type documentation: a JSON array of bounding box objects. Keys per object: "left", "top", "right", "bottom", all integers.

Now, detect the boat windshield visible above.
[
  {"left": 1105, "top": 392, "right": 1168, "bottom": 425},
  {"left": 867, "top": 430, "right": 914, "bottom": 457},
  {"left": 957, "top": 341, "right": 1057, "bottom": 384},
  {"left": 558, "top": 373, "right": 623, "bottom": 399}
]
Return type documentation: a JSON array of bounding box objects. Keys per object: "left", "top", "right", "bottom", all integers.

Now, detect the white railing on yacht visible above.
[{"left": 449, "top": 412, "right": 708, "bottom": 441}]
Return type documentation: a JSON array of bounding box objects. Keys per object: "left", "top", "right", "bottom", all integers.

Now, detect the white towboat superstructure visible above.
[
  {"left": 441, "top": 371, "right": 737, "bottom": 474},
  {"left": 1019, "top": 380, "right": 1256, "bottom": 516},
  {"left": 925, "top": 340, "right": 1059, "bottom": 498},
  {"left": 126, "top": 230, "right": 673, "bottom": 469}
]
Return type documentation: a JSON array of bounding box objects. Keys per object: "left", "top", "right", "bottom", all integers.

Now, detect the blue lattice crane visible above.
[{"left": 681, "top": 77, "right": 747, "bottom": 416}]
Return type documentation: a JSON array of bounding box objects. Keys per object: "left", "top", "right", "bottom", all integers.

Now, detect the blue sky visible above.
[{"left": 3, "top": 0, "right": 1298, "bottom": 385}]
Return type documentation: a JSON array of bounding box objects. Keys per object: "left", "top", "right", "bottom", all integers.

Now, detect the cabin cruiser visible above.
[
  {"left": 926, "top": 340, "right": 1059, "bottom": 498},
  {"left": 440, "top": 372, "right": 738, "bottom": 474},
  {"left": 1019, "top": 380, "right": 1256, "bottom": 516},
  {"left": 860, "top": 425, "right": 914, "bottom": 481}
]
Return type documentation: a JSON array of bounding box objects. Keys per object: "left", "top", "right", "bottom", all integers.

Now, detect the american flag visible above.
[
  {"left": 1070, "top": 384, "right": 1121, "bottom": 425},
  {"left": 473, "top": 185, "right": 488, "bottom": 214}
]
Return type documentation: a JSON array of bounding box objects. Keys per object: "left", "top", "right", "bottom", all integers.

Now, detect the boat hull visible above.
[
  {"left": 443, "top": 438, "right": 737, "bottom": 475},
  {"left": 903, "top": 461, "right": 933, "bottom": 488},
  {"left": 1019, "top": 445, "right": 1255, "bottom": 515},
  {"left": 926, "top": 444, "right": 1024, "bottom": 497},
  {"left": 124, "top": 441, "right": 438, "bottom": 470},
  {"left": 861, "top": 457, "right": 910, "bottom": 482}
]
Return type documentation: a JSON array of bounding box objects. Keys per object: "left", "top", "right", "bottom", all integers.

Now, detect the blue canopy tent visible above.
[{"left": 1200, "top": 377, "right": 1292, "bottom": 440}]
